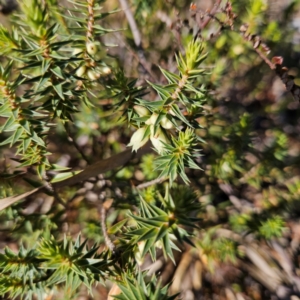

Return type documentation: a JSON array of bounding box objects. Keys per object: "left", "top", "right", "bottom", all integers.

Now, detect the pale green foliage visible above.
[
  {"left": 0, "top": 235, "right": 112, "bottom": 299},
  {"left": 0, "top": 0, "right": 206, "bottom": 297},
  {"left": 0, "top": 0, "right": 113, "bottom": 177},
  {"left": 126, "top": 39, "right": 207, "bottom": 183},
  {"left": 114, "top": 272, "right": 178, "bottom": 300},
  {"left": 0, "top": 0, "right": 292, "bottom": 298},
  {"left": 258, "top": 216, "right": 285, "bottom": 239},
  {"left": 197, "top": 228, "right": 240, "bottom": 272},
  {"left": 0, "top": 25, "right": 18, "bottom": 54}
]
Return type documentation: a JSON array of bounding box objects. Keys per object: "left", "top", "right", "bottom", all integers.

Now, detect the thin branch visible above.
[
  {"left": 64, "top": 123, "right": 91, "bottom": 165},
  {"left": 239, "top": 25, "right": 300, "bottom": 101},
  {"left": 254, "top": 48, "right": 275, "bottom": 69},
  {"left": 43, "top": 175, "right": 67, "bottom": 208},
  {"left": 0, "top": 143, "right": 153, "bottom": 211},
  {"left": 118, "top": 0, "right": 152, "bottom": 79},
  {"left": 99, "top": 203, "right": 115, "bottom": 252},
  {"left": 191, "top": 1, "right": 300, "bottom": 101},
  {"left": 136, "top": 177, "right": 166, "bottom": 189},
  {"left": 54, "top": 142, "right": 152, "bottom": 188},
  {"left": 86, "top": 0, "right": 95, "bottom": 40},
  {"left": 0, "top": 188, "right": 42, "bottom": 211},
  {"left": 189, "top": 0, "right": 222, "bottom": 37},
  {"left": 238, "top": 25, "right": 275, "bottom": 70},
  {"left": 118, "top": 0, "right": 141, "bottom": 47},
  {"left": 113, "top": 32, "right": 157, "bottom": 81},
  {"left": 199, "top": 0, "right": 222, "bottom": 29}
]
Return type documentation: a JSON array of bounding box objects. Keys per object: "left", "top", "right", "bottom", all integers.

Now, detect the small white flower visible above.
[
  {"left": 138, "top": 241, "right": 145, "bottom": 254},
  {"left": 145, "top": 113, "right": 174, "bottom": 130},
  {"left": 75, "top": 65, "right": 86, "bottom": 77},
  {"left": 135, "top": 241, "right": 146, "bottom": 266},
  {"left": 161, "top": 115, "right": 174, "bottom": 129},
  {"left": 128, "top": 127, "right": 149, "bottom": 152},
  {"left": 133, "top": 105, "right": 150, "bottom": 117},
  {"left": 145, "top": 113, "right": 159, "bottom": 125},
  {"left": 100, "top": 66, "right": 112, "bottom": 75},
  {"left": 150, "top": 127, "right": 168, "bottom": 154},
  {"left": 86, "top": 42, "right": 98, "bottom": 56},
  {"left": 87, "top": 69, "right": 100, "bottom": 81}
]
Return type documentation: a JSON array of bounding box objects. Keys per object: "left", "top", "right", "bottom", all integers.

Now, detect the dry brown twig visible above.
[
  {"left": 189, "top": 0, "right": 223, "bottom": 40},
  {"left": 98, "top": 199, "right": 116, "bottom": 253},
  {"left": 136, "top": 176, "right": 166, "bottom": 189},
  {"left": 0, "top": 142, "right": 153, "bottom": 211},
  {"left": 118, "top": 0, "right": 156, "bottom": 81},
  {"left": 190, "top": 1, "right": 300, "bottom": 102},
  {"left": 190, "top": 0, "right": 223, "bottom": 30},
  {"left": 239, "top": 23, "right": 300, "bottom": 101},
  {"left": 42, "top": 174, "right": 66, "bottom": 208},
  {"left": 64, "top": 123, "right": 91, "bottom": 165}
]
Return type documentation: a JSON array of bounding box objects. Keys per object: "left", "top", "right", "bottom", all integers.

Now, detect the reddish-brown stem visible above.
[
  {"left": 254, "top": 48, "right": 275, "bottom": 70},
  {"left": 199, "top": 0, "right": 222, "bottom": 29},
  {"left": 86, "top": 0, "right": 95, "bottom": 40}
]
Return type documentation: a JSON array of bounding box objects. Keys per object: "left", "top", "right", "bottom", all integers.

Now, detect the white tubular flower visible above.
[
  {"left": 133, "top": 105, "right": 150, "bottom": 117},
  {"left": 86, "top": 42, "right": 98, "bottom": 56},
  {"left": 150, "top": 127, "right": 168, "bottom": 154},
  {"left": 161, "top": 115, "right": 174, "bottom": 129},
  {"left": 87, "top": 69, "right": 100, "bottom": 81},
  {"left": 100, "top": 66, "right": 112, "bottom": 75},
  {"left": 145, "top": 113, "right": 159, "bottom": 125},
  {"left": 135, "top": 241, "right": 146, "bottom": 266},
  {"left": 128, "top": 127, "right": 149, "bottom": 152},
  {"left": 76, "top": 65, "right": 86, "bottom": 77}
]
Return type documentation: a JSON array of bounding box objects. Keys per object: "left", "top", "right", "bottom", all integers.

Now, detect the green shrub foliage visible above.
[{"left": 0, "top": 0, "right": 299, "bottom": 299}]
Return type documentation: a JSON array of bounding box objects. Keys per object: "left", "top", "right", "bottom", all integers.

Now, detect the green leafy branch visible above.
[{"left": 0, "top": 235, "right": 112, "bottom": 299}]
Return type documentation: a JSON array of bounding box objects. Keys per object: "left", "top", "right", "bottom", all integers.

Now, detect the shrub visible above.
[{"left": 0, "top": 0, "right": 300, "bottom": 299}]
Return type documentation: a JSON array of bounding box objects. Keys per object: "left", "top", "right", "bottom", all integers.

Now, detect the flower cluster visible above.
[
  {"left": 74, "top": 41, "right": 111, "bottom": 80},
  {"left": 127, "top": 105, "right": 175, "bottom": 154}
]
